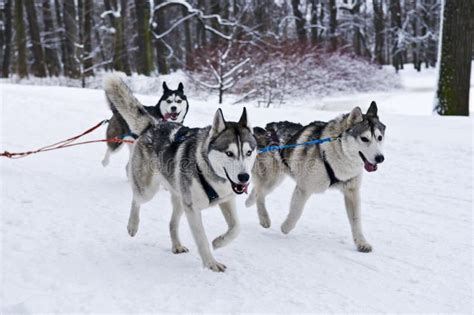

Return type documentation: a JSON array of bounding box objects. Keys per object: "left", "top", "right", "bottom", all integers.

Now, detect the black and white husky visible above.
[
  {"left": 246, "top": 102, "right": 386, "bottom": 252},
  {"left": 101, "top": 81, "right": 189, "bottom": 167},
  {"left": 104, "top": 74, "right": 257, "bottom": 272}
]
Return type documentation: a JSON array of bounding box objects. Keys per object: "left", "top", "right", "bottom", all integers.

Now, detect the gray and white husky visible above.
[
  {"left": 104, "top": 74, "right": 257, "bottom": 272},
  {"left": 102, "top": 80, "right": 189, "bottom": 167},
  {"left": 246, "top": 102, "right": 385, "bottom": 252}
]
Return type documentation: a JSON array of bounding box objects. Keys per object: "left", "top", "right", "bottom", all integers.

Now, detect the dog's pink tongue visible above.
[
  {"left": 243, "top": 184, "right": 249, "bottom": 194},
  {"left": 364, "top": 161, "right": 378, "bottom": 172}
]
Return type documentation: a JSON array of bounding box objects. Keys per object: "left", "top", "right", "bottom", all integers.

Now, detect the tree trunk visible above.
[
  {"left": 196, "top": 0, "right": 207, "bottom": 48},
  {"left": 329, "top": 0, "right": 338, "bottom": 51},
  {"left": 390, "top": 0, "right": 403, "bottom": 71},
  {"left": 15, "top": 0, "right": 28, "bottom": 78},
  {"left": 1, "top": 0, "right": 12, "bottom": 77},
  {"left": 373, "top": 0, "right": 384, "bottom": 65},
  {"left": 434, "top": 0, "right": 472, "bottom": 116},
  {"left": 154, "top": 0, "right": 169, "bottom": 74},
  {"left": 134, "top": 0, "right": 154, "bottom": 75},
  {"left": 63, "top": 0, "right": 80, "bottom": 78},
  {"left": 310, "top": 0, "right": 319, "bottom": 45},
  {"left": 42, "top": 0, "right": 60, "bottom": 76},
  {"left": 24, "top": 0, "right": 47, "bottom": 77},
  {"left": 182, "top": 6, "right": 193, "bottom": 69},
  {"left": 291, "top": 0, "right": 307, "bottom": 42},
  {"left": 83, "top": 0, "right": 94, "bottom": 77},
  {"left": 104, "top": 0, "right": 132, "bottom": 75},
  {"left": 54, "top": 0, "right": 67, "bottom": 75}
]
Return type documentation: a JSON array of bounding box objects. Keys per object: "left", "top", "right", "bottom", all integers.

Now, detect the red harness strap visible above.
[{"left": 1, "top": 119, "right": 134, "bottom": 159}]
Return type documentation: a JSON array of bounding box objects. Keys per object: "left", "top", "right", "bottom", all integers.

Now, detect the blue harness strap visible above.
[{"left": 257, "top": 136, "right": 340, "bottom": 154}]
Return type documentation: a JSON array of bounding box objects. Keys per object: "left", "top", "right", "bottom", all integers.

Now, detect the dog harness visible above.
[
  {"left": 322, "top": 151, "right": 341, "bottom": 186},
  {"left": 196, "top": 165, "right": 219, "bottom": 203}
]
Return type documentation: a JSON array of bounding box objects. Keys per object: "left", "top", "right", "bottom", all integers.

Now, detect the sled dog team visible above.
[{"left": 103, "top": 74, "right": 386, "bottom": 272}]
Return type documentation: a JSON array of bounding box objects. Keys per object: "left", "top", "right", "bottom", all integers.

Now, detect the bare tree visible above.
[
  {"left": 329, "top": 0, "right": 338, "bottom": 51},
  {"left": 373, "top": 0, "right": 385, "bottom": 65},
  {"left": 83, "top": 0, "right": 94, "bottom": 77},
  {"left": 434, "top": 0, "right": 472, "bottom": 116}
]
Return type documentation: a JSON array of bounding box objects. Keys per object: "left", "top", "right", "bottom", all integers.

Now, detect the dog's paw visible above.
[
  {"left": 259, "top": 216, "right": 271, "bottom": 228},
  {"left": 212, "top": 236, "right": 225, "bottom": 250},
  {"left": 205, "top": 260, "right": 227, "bottom": 272},
  {"left": 356, "top": 242, "right": 373, "bottom": 253},
  {"left": 280, "top": 221, "right": 294, "bottom": 234},
  {"left": 127, "top": 219, "right": 139, "bottom": 237},
  {"left": 101, "top": 158, "right": 109, "bottom": 167},
  {"left": 172, "top": 245, "right": 189, "bottom": 254}
]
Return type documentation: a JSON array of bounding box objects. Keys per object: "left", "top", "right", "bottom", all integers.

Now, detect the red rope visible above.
[{"left": 0, "top": 119, "right": 135, "bottom": 159}]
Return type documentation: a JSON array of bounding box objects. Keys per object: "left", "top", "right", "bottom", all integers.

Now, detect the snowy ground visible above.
[{"left": 1, "top": 69, "right": 472, "bottom": 313}]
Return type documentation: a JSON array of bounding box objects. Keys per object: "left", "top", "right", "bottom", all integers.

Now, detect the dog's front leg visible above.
[
  {"left": 184, "top": 206, "right": 226, "bottom": 272},
  {"left": 343, "top": 182, "right": 372, "bottom": 252},
  {"left": 213, "top": 198, "right": 240, "bottom": 250},
  {"left": 281, "top": 186, "right": 312, "bottom": 234}
]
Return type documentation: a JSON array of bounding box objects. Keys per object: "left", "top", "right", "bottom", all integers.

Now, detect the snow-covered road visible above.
[{"left": 1, "top": 83, "right": 472, "bottom": 313}]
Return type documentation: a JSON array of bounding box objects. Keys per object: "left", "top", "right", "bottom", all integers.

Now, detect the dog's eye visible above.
[
  {"left": 226, "top": 151, "right": 234, "bottom": 158},
  {"left": 360, "top": 137, "right": 369, "bottom": 143},
  {"left": 246, "top": 150, "right": 252, "bottom": 157},
  {"left": 166, "top": 100, "right": 172, "bottom": 104},
  {"left": 378, "top": 135, "right": 383, "bottom": 141},
  {"left": 176, "top": 100, "right": 182, "bottom": 104}
]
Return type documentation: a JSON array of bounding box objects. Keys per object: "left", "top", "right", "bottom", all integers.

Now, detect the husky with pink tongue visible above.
[{"left": 246, "top": 102, "right": 385, "bottom": 253}]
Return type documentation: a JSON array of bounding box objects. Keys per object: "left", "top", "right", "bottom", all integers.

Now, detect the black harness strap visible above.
[
  {"left": 322, "top": 152, "right": 340, "bottom": 186},
  {"left": 196, "top": 165, "right": 219, "bottom": 203}
]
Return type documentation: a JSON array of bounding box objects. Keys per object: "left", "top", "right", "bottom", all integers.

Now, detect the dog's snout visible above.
[
  {"left": 237, "top": 173, "right": 250, "bottom": 183},
  {"left": 170, "top": 106, "right": 177, "bottom": 112},
  {"left": 375, "top": 155, "right": 385, "bottom": 164}
]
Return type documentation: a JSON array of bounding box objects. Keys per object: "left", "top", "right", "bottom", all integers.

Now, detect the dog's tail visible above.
[{"left": 103, "top": 74, "right": 156, "bottom": 134}]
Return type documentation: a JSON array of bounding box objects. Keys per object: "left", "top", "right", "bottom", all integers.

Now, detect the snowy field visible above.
[{"left": 1, "top": 69, "right": 473, "bottom": 313}]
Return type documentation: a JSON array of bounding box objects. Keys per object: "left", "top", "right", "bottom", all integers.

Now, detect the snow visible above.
[{"left": 1, "top": 69, "right": 472, "bottom": 313}]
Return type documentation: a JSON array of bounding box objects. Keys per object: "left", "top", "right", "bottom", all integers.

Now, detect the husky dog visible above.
[
  {"left": 246, "top": 102, "right": 385, "bottom": 252},
  {"left": 101, "top": 81, "right": 189, "bottom": 167},
  {"left": 104, "top": 75, "right": 257, "bottom": 272}
]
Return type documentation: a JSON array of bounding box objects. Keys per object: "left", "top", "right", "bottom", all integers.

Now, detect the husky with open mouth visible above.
[
  {"left": 246, "top": 102, "right": 386, "bottom": 252},
  {"left": 104, "top": 74, "right": 257, "bottom": 272},
  {"left": 101, "top": 80, "right": 189, "bottom": 167}
]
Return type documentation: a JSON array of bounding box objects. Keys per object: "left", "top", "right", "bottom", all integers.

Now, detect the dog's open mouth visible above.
[
  {"left": 164, "top": 112, "right": 180, "bottom": 121},
  {"left": 224, "top": 168, "right": 249, "bottom": 195},
  {"left": 359, "top": 152, "right": 378, "bottom": 172}
]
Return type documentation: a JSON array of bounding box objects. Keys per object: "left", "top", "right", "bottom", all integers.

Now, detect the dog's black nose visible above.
[
  {"left": 375, "top": 155, "right": 385, "bottom": 164},
  {"left": 170, "top": 106, "right": 177, "bottom": 112},
  {"left": 238, "top": 173, "right": 250, "bottom": 183}
]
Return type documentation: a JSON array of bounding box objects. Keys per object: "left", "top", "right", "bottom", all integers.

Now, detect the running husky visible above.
[
  {"left": 246, "top": 102, "right": 385, "bottom": 252},
  {"left": 104, "top": 75, "right": 257, "bottom": 272},
  {"left": 101, "top": 81, "right": 189, "bottom": 167}
]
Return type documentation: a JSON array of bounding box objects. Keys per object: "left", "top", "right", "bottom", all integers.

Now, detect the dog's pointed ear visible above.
[
  {"left": 177, "top": 82, "right": 184, "bottom": 92},
  {"left": 162, "top": 82, "right": 170, "bottom": 93},
  {"left": 349, "top": 106, "right": 363, "bottom": 125},
  {"left": 211, "top": 108, "right": 226, "bottom": 136},
  {"left": 367, "top": 101, "right": 378, "bottom": 117},
  {"left": 238, "top": 107, "right": 251, "bottom": 128}
]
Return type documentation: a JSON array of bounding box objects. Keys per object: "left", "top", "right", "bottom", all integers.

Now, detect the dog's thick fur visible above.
[
  {"left": 104, "top": 74, "right": 257, "bottom": 272},
  {"left": 246, "top": 102, "right": 386, "bottom": 252},
  {"left": 102, "top": 80, "right": 189, "bottom": 167}
]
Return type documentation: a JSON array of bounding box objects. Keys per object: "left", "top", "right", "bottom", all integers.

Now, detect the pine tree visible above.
[{"left": 434, "top": 0, "right": 472, "bottom": 116}]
